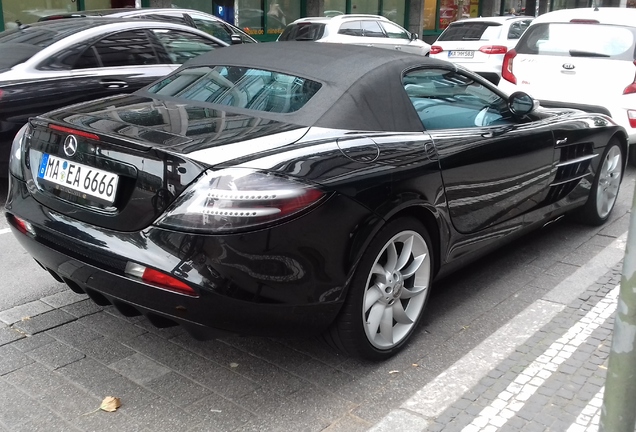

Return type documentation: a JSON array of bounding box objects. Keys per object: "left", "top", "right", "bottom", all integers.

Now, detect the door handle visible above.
[
  {"left": 556, "top": 138, "right": 568, "bottom": 145},
  {"left": 100, "top": 80, "right": 129, "bottom": 89}
]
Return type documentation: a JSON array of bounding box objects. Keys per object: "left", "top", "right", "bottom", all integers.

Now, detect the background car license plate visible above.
[
  {"left": 38, "top": 154, "right": 119, "bottom": 204},
  {"left": 449, "top": 50, "right": 474, "bottom": 58}
]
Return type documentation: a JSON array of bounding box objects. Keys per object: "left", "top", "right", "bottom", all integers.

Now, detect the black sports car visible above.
[{"left": 5, "top": 42, "right": 626, "bottom": 360}]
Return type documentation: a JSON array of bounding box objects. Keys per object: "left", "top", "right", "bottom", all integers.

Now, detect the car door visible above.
[
  {"left": 68, "top": 29, "right": 174, "bottom": 101},
  {"left": 187, "top": 12, "right": 256, "bottom": 44},
  {"left": 69, "top": 28, "right": 223, "bottom": 101},
  {"left": 403, "top": 67, "right": 555, "bottom": 235},
  {"left": 378, "top": 20, "right": 419, "bottom": 54}
]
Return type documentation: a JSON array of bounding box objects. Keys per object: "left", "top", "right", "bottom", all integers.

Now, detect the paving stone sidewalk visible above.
[{"left": 376, "top": 263, "right": 625, "bottom": 432}]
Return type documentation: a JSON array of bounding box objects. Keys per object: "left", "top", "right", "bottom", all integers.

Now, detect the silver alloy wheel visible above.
[
  {"left": 362, "top": 230, "right": 430, "bottom": 349},
  {"left": 596, "top": 145, "right": 622, "bottom": 219}
]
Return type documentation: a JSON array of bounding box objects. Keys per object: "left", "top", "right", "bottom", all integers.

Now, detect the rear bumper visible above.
[{"left": 5, "top": 176, "right": 357, "bottom": 339}]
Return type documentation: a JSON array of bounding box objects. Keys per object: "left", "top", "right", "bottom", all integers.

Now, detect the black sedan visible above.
[
  {"left": 5, "top": 42, "right": 626, "bottom": 360},
  {"left": 0, "top": 18, "right": 228, "bottom": 175}
]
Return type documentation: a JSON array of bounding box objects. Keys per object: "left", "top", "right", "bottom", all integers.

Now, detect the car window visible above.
[
  {"left": 75, "top": 30, "right": 159, "bottom": 69},
  {"left": 380, "top": 21, "right": 410, "bottom": 39},
  {"left": 147, "top": 66, "right": 322, "bottom": 113},
  {"left": 338, "top": 21, "right": 362, "bottom": 37},
  {"left": 507, "top": 20, "right": 531, "bottom": 39},
  {"left": 361, "top": 20, "right": 385, "bottom": 38},
  {"left": 438, "top": 22, "right": 503, "bottom": 41},
  {"left": 278, "top": 22, "right": 326, "bottom": 40},
  {"left": 187, "top": 14, "right": 233, "bottom": 44},
  {"left": 516, "top": 22, "right": 636, "bottom": 60},
  {"left": 403, "top": 68, "right": 512, "bottom": 130},
  {"left": 152, "top": 29, "right": 221, "bottom": 64}
]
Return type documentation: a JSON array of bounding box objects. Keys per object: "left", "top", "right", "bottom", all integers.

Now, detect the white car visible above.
[
  {"left": 430, "top": 16, "right": 533, "bottom": 85},
  {"left": 277, "top": 14, "right": 431, "bottom": 56},
  {"left": 498, "top": 7, "right": 636, "bottom": 160}
]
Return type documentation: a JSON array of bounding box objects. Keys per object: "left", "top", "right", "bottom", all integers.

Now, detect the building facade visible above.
[{"left": 0, "top": 0, "right": 631, "bottom": 41}]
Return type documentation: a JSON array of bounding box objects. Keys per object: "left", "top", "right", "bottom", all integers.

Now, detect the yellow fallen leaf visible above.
[
  {"left": 389, "top": 370, "right": 400, "bottom": 374},
  {"left": 229, "top": 363, "right": 239, "bottom": 368},
  {"left": 21, "top": 316, "right": 31, "bottom": 321},
  {"left": 100, "top": 396, "right": 122, "bottom": 412},
  {"left": 412, "top": 364, "right": 419, "bottom": 367}
]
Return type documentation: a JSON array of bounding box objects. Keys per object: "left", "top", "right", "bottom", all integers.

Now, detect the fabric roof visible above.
[{"left": 149, "top": 42, "right": 456, "bottom": 132}]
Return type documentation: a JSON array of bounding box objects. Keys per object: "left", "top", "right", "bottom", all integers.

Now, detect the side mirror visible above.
[
  {"left": 231, "top": 34, "right": 243, "bottom": 45},
  {"left": 410, "top": 32, "right": 419, "bottom": 41},
  {"left": 508, "top": 91, "right": 538, "bottom": 116}
]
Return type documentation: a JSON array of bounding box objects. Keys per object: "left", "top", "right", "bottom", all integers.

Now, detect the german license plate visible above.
[
  {"left": 448, "top": 50, "right": 474, "bottom": 58},
  {"left": 37, "top": 154, "right": 119, "bottom": 204}
]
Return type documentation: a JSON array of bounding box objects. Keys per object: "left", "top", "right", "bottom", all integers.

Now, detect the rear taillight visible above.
[
  {"left": 502, "top": 49, "right": 517, "bottom": 84},
  {"left": 430, "top": 45, "right": 443, "bottom": 55},
  {"left": 155, "top": 168, "right": 326, "bottom": 233},
  {"left": 628, "top": 110, "right": 636, "bottom": 128},
  {"left": 479, "top": 45, "right": 508, "bottom": 55},
  {"left": 9, "top": 215, "right": 35, "bottom": 236},
  {"left": 623, "top": 61, "right": 636, "bottom": 95}
]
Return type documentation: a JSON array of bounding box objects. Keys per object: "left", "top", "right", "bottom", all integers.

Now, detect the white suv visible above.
[
  {"left": 498, "top": 7, "right": 636, "bottom": 159},
  {"left": 277, "top": 14, "right": 431, "bottom": 56},
  {"left": 430, "top": 16, "right": 533, "bottom": 85}
]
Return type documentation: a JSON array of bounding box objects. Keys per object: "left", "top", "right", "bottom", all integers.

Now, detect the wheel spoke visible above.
[
  {"left": 379, "top": 305, "right": 394, "bottom": 344},
  {"left": 385, "top": 242, "right": 398, "bottom": 273},
  {"left": 367, "top": 303, "right": 385, "bottom": 336},
  {"left": 371, "top": 263, "right": 387, "bottom": 284},
  {"left": 401, "top": 285, "right": 427, "bottom": 299},
  {"left": 395, "top": 235, "right": 413, "bottom": 271},
  {"left": 401, "top": 253, "right": 426, "bottom": 279},
  {"left": 393, "top": 301, "right": 414, "bottom": 325},
  {"left": 364, "top": 285, "right": 383, "bottom": 313}
]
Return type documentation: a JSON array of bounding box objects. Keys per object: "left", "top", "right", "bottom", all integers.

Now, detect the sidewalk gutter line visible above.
[{"left": 368, "top": 232, "right": 628, "bottom": 431}]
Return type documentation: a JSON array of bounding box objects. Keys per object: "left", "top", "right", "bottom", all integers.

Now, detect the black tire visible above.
[
  {"left": 579, "top": 139, "right": 623, "bottom": 226},
  {"left": 324, "top": 217, "right": 434, "bottom": 361}
]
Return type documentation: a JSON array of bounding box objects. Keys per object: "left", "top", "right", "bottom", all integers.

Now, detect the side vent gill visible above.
[{"left": 544, "top": 142, "right": 596, "bottom": 204}]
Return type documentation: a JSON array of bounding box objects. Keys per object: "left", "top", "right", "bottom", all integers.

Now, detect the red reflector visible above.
[
  {"left": 11, "top": 215, "right": 28, "bottom": 235},
  {"left": 628, "top": 110, "right": 636, "bottom": 128},
  {"left": 430, "top": 45, "right": 443, "bottom": 55},
  {"left": 479, "top": 45, "right": 508, "bottom": 55},
  {"left": 570, "top": 19, "right": 599, "bottom": 23},
  {"left": 142, "top": 268, "right": 197, "bottom": 296},
  {"left": 49, "top": 124, "right": 99, "bottom": 141}
]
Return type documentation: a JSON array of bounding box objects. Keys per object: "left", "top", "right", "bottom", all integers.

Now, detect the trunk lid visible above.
[{"left": 23, "top": 94, "right": 309, "bottom": 232}]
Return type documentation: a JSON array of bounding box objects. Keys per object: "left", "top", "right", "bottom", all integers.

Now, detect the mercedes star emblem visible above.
[{"left": 63, "top": 135, "right": 78, "bottom": 157}]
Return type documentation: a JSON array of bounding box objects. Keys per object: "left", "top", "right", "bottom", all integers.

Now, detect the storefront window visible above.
[
  {"left": 381, "top": 0, "right": 405, "bottom": 26},
  {"left": 422, "top": 0, "right": 436, "bottom": 30},
  {"left": 237, "top": 0, "right": 264, "bottom": 35},
  {"left": 267, "top": 0, "right": 299, "bottom": 35},
  {"left": 351, "top": 0, "right": 380, "bottom": 15},
  {"left": 324, "top": 0, "right": 345, "bottom": 16}
]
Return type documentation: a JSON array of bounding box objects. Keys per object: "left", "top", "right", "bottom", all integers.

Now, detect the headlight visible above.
[
  {"left": 9, "top": 123, "right": 32, "bottom": 180},
  {"left": 154, "top": 168, "right": 326, "bottom": 233}
]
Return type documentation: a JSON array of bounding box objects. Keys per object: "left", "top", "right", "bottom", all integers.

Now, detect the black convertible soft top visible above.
[{"left": 156, "top": 42, "right": 456, "bottom": 132}]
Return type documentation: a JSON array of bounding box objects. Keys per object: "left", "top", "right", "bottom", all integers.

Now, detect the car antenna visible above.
[{"left": 15, "top": 20, "right": 29, "bottom": 30}]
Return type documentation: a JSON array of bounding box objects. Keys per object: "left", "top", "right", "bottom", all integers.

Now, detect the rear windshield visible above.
[
  {"left": 438, "top": 22, "right": 502, "bottom": 41},
  {"left": 278, "top": 22, "right": 326, "bottom": 41},
  {"left": 147, "top": 66, "right": 322, "bottom": 113},
  {"left": 516, "top": 23, "right": 636, "bottom": 60}
]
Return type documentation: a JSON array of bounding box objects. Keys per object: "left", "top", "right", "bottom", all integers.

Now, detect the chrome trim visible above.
[
  {"left": 556, "top": 153, "right": 598, "bottom": 167},
  {"left": 549, "top": 173, "right": 588, "bottom": 187}
]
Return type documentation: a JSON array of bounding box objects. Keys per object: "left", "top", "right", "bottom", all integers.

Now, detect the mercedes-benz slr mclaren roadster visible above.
[{"left": 5, "top": 42, "right": 627, "bottom": 360}]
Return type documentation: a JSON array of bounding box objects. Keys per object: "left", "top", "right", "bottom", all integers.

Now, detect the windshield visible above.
[
  {"left": 516, "top": 23, "right": 636, "bottom": 60},
  {"left": 438, "top": 22, "right": 503, "bottom": 41},
  {"left": 147, "top": 66, "right": 322, "bottom": 113}
]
